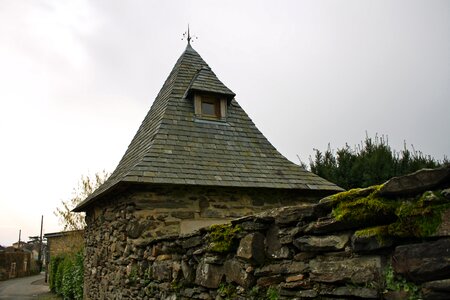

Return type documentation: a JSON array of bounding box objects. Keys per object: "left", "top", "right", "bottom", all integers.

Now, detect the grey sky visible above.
[{"left": 0, "top": 0, "right": 449, "bottom": 245}]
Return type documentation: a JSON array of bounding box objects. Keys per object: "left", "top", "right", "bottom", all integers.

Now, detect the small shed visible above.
[{"left": 74, "top": 42, "right": 342, "bottom": 298}]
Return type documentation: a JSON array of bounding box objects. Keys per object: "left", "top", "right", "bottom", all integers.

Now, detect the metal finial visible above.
[{"left": 182, "top": 24, "right": 198, "bottom": 44}]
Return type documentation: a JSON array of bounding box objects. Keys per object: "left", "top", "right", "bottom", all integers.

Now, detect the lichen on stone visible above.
[{"left": 208, "top": 223, "right": 242, "bottom": 253}]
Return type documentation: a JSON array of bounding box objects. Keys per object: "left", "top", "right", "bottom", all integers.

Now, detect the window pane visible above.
[{"left": 201, "top": 101, "right": 216, "bottom": 116}]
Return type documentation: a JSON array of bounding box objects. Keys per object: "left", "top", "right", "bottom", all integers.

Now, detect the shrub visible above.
[
  {"left": 309, "top": 134, "right": 447, "bottom": 189},
  {"left": 48, "top": 249, "right": 84, "bottom": 299}
]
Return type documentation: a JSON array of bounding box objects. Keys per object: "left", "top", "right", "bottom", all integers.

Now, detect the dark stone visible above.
[
  {"left": 231, "top": 215, "right": 274, "bottom": 226},
  {"left": 278, "top": 226, "right": 301, "bottom": 244},
  {"left": 279, "top": 278, "right": 311, "bottom": 289},
  {"left": 181, "top": 260, "right": 195, "bottom": 283},
  {"left": 223, "top": 258, "right": 255, "bottom": 288},
  {"left": 181, "top": 235, "right": 203, "bottom": 249},
  {"left": 392, "top": 238, "right": 450, "bottom": 283},
  {"left": 304, "top": 217, "right": 356, "bottom": 234},
  {"left": 383, "top": 291, "right": 411, "bottom": 300},
  {"left": 236, "top": 232, "right": 265, "bottom": 265},
  {"left": 152, "top": 260, "right": 172, "bottom": 281},
  {"left": 293, "top": 252, "right": 316, "bottom": 261},
  {"left": 294, "top": 233, "right": 351, "bottom": 252},
  {"left": 379, "top": 166, "right": 450, "bottom": 197},
  {"left": 238, "top": 220, "right": 270, "bottom": 231},
  {"left": 324, "top": 286, "right": 378, "bottom": 299},
  {"left": 203, "top": 254, "right": 225, "bottom": 265},
  {"left": 351, "top": 232, "right": 393, "bottom": 252},
  {"left": 266, "top": 225, "right": 285, "bottom": 259},
  {"left": 422, "top": 279, "right": 450, "bottom": 300},
  {"left": 254, "top": 261, "right": 307, "bottom": 277},
  {"left": 126, "top": 220, "right": 148, "bottom": 239},
  {"left": 309, "top": 256, "right": 381, "bottom": 284},
  {"left": 257, "top": 204, "right": 316, "bottom": 225},
  {"left": 195, "top": 260, "right": 224, "bottom": 289},
  {"left": 256, "top": 275, "right": 285, "bottom": 287}
]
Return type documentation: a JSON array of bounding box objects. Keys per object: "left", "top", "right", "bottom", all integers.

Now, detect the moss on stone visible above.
[
  {"left": 331, "top": 185, "right": 398, "bottom": 225},
  {"left": 208, "top": 223, "right": 242, "bottom": 253},
  {"left": 354, "top": 225, "right": 389, "bottom": 245},
  {"left": 388, "top": 190, "right": 449, "bottom": 238},
  {"left": 328, "top": 185, "right": 383, "bottom": 204}
]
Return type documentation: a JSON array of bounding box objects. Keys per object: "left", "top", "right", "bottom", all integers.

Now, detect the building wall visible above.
[
  {"left": 47, "top": 231, "right": 84, "bottom": 260},
  {"left": 83, "top": 184, "right": 327, "bottom": 298},
  {"left": 0, "top": 251, "right": 31, "bottom": 281}
]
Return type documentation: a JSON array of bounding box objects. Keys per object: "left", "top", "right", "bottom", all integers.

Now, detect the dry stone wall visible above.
[{"left": 84, "top": 167, "right": 450, "bottom": 299}]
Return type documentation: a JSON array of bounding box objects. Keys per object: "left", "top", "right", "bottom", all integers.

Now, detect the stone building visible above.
[
  {"left": 44, "top": 230, "right": 84, "bottom": 260},
  {"left": 74, "top": 42, "right": 342, "bottom": 298}
]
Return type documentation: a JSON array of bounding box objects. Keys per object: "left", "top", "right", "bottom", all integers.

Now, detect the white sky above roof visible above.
[{"left": 0, "top": 0, "right": 449, "bottom": 246}]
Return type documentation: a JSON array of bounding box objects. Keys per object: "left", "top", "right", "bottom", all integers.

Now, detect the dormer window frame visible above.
[{"left": 194, "top": 92, "right": 228, "bottom": 121}]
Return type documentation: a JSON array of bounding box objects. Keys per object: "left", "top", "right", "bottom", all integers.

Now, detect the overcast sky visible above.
[{"left": 0, "top": 0, "right": 449, "bottom": 246}]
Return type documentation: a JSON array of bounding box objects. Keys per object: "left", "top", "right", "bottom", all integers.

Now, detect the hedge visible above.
[{"left": 49, "top": 250, "right": 84, "bottom": 300}]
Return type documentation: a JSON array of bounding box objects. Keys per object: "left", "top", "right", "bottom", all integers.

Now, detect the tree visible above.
[
  {"left": 309, "top": 134, "right": 448, "bottom": 190},
  {"left": 55, "top": 171, "right": 110, "bottom": 231}
]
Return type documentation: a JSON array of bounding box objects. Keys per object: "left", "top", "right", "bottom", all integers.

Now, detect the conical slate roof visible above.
[{"left": 74, "top": 44, "right": 342, "bottom": 212}]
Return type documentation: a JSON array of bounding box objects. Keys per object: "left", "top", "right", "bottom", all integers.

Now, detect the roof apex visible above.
[{"left": 74, "top": 45, "right": 342, "bottom": 212}]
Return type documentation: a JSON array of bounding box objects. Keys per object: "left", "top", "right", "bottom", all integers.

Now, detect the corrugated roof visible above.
[{"left": 74, "top": 44, "right": 342, "bottom": 212}]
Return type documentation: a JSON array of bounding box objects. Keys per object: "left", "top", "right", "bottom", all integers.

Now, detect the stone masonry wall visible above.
[
  {"left": 83, "top": 185, "right": 326, "bottom": 298},
  {"left": 84, "top": 168, "right": 450, "bottom": 299}
]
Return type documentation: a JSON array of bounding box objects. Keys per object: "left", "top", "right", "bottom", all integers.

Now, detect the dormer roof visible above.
[
  {"left": 74, "top": 44, "right": 342, "bottom": 212},
  {"left": 184, "top": 65, "right": 235, "bottom": 100}
]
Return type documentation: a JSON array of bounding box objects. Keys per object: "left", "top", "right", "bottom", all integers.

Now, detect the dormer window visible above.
[{"left": 194, "top": 93, "right": 227, "bottom": 120}]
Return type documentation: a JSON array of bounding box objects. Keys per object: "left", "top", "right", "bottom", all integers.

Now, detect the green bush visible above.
[
  {"left": 48, "top": 250, "right": 84, "bottom": 299},
  {"left": 310, "top": 134, "right": 447, "bottom": 189}
]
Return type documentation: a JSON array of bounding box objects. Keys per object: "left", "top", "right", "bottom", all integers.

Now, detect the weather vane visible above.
[{"left": 182, "top": 24, "right": 198, "bottom": 44}]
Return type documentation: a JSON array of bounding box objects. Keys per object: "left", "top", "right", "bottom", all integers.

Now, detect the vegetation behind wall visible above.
[{"left": 310, "top": 134, "right": 448, "bottom": 190}]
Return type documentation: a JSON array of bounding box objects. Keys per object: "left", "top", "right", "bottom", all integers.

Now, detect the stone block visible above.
[
  {"left": 256, "top": 275, "right": 285, "bottom": 287},
  {"left": 323, "top": 286, "right": 378, "bottom": 299},
  {"left": 236, "top": 232, "right": 265, "bottom": 265},
  {"left": 195, "top": 260, "right": 224, "bottom": 289},
  {"left": 152, "top": 260, "right": 172, "bottom": 281},
  {"left": 309, "top": 256, "right": 382, "bottom": 284},
  {"left": 256, "top": 204, "right": 316, "bottom": 225},
  {"left": 223, "top": 258, "right": 255, "bottom": 288},
  {"left": 351, "top": 227, "right": 393, "bottom": 252},
  {"left": 294, "top": 233, "right": 351, "bottom": 252},
  {"left": 304, "top": 217, "right": 355, "bottom": 234},
  {"left": 422, "top": 279, "right": 450, "bottom": 300},
  {"left": 181, "top": 235, "right": 203, "bottom": 249},
  {"left": 379, "top": 166, "right": 450, "bottom": 196},
  {"left": 254, "top": 261, "right": 307, "bottom": 277},
  {"left": 393, "top": 238, "right": 450, "bottom": 283}
]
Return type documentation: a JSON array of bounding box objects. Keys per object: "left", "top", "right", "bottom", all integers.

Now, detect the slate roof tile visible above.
[{"left": 74, "top": 44, "right": 342, "bottom": 212}]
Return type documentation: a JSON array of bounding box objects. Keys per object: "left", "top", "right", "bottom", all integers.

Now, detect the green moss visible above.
[
  {"left": 354, "top": 225, "right": 389, "bottom": 244},
  {"left": 332, "top": 187, "right": 398, "bottom": 225},
  {"left": 328, "top": 185, "right": 383, "bottom": 204},
  {"left": 332, "top": 185, "right": 449, "bottom": 238},
  {"left": 208, "top": 224, "right": 242, "bottom": 253},
  {"left": 388, "top": 190, "right": 449, "bottom": 238}
]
